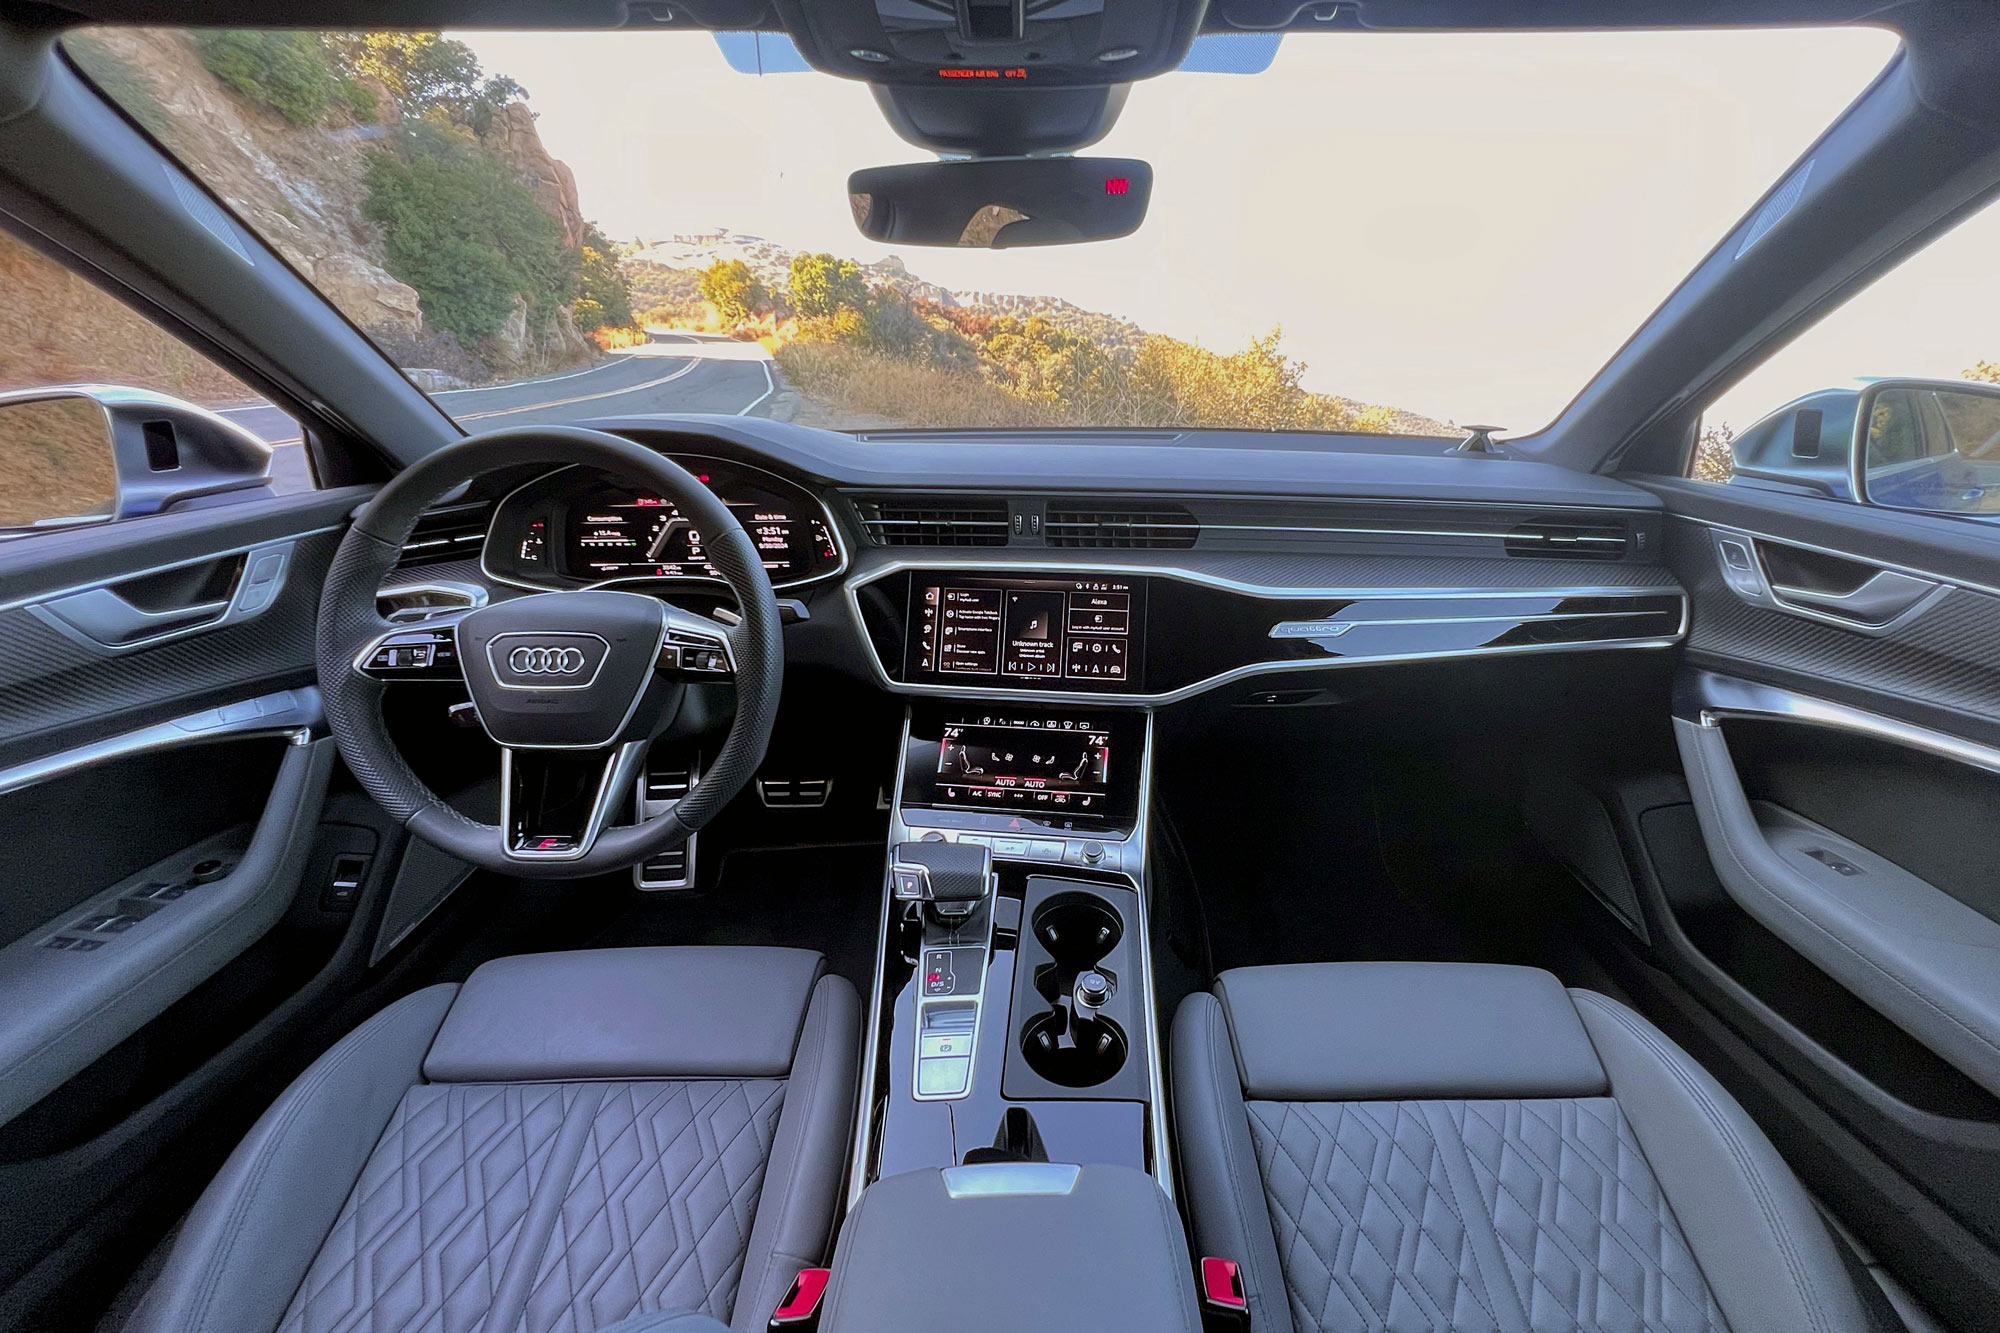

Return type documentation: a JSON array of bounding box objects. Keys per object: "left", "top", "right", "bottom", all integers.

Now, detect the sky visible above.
[{"left": 459, "top": 25, "right": 1946, "bottom": 433}]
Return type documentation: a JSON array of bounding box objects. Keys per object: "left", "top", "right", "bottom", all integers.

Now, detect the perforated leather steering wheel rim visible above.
[{"left": 314, "top": 425, "right": 783, "bottom": 878}]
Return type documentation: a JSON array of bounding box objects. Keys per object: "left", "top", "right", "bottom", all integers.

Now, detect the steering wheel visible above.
[{"left": 314, "top": 425, "right": 783, "bottom": 878}]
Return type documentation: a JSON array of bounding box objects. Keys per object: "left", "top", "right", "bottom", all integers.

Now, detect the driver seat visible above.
[{"left": 125, "top": 947, "right": 859, "bottom": 1333}]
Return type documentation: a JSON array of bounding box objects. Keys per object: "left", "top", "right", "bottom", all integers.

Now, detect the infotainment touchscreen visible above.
[
  {"left": 903, "top": 574, "right": 1145, "bottom": 692},
  {"left": 935, "top": 715, "right": 1113, "bottom": 813}
]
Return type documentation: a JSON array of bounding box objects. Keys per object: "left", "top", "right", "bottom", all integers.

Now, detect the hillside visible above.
[
  {"left": 64, "top": 30, "right": 627, "bottom": 387},
  {"left": 628, "top": 230, "right": 1453, "bottom": 436}
]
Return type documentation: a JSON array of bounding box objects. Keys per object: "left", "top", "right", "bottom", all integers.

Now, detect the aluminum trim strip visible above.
[
  {"left": 1690, "top": 672, "right": 2000, "bottom": 778},
  {"left": 0, "top": 687, "right": 321, "bottom": 797}
]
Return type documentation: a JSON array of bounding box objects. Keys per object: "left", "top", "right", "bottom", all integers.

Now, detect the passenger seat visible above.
[{"left": 1172, "top": 962, "right": 1874, "bottom": 1333}]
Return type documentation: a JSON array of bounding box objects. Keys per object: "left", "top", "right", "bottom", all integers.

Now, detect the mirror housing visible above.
[
  {"left": 0, "top": 385, "right": 273, "bottom": 535},
  {"left": 1854, "top": 378, "right": 2000, "bottom": 518},
  {"left": 848, "top": 157, "right": 1151, "bottom": 248}
]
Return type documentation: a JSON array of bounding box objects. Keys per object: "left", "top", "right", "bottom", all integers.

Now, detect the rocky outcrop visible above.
[
  {"left": 73, "top": 29, "right": 598, "bottom": 380},
  {"left": 480, "top": 102, "right": 586, "bottom": 249},
  {"left": 83, "top": 30, "right": 424, "bottom": 339}
]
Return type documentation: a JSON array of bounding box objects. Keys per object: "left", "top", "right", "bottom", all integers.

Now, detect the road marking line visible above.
[
  {"left": 736, "top": 362, "right": 775, "bottom": 416},
  {"left": 452, "top": 356, "right": 703, "bottom": 422}
]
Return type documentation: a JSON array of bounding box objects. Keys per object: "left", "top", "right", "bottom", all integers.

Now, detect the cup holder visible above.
[
  {"left": 1021, "top": 891, "right": 1129, "bottom": 1087},
  {"left": 1021, "top": 1010, "right": 1129, "bottom": 1087},
  {"left": 1032, "top": 893, "right": 1122, "bottom": 970}
]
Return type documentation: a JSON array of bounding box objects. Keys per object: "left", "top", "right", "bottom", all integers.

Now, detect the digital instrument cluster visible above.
[
  {"left": 902, "top": 574, "right": 1144, "bottom": 692},
  {"left": 482, "top": 458, "right": 843, "bottom": 590}
]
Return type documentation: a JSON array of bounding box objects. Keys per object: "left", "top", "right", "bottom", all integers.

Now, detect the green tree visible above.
[
  {"left": 363, "top": 123, "right": 573, "bottom": 344},
  {"left": 323, "top": 32, "right": 524, "bottom": 129},
  {"left": 699, "top": 259, "right": 767, "bottom": 322},
  {"left": 574, "top": 225, "right": 635, "bottom": 332},
  {"left": 195, "top": 31, "right": 336, "bottom": 126},
  {"left": 789, "top": 252, "right": 867, "bottom": 319}
]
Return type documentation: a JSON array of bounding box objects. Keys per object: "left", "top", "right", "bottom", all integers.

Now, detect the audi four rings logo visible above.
[{"left": 507, "top": 645, "right": 587, "bottom": 675}]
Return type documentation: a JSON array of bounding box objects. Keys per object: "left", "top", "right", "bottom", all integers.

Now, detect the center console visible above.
[{"left": 848, "top": 698, "right": 1167, "bottom": 1208}]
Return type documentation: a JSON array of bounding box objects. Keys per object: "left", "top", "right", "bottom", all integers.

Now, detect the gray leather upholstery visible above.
[
  {"left": 424, "top": 946, "right": 827, "bottom": 1081},
  {"left": 128, "top": 947, "right": 858, "bottom": 1333},
  {"left": 1214, "top": 962, "right": 1609, "bottom": 1101},
  {"left": 1174, "top": 962, "right": 1873, "bottom": 1333},
  {"left": 818, "top": 1164, "right": 1202, "bottom": 1333}
]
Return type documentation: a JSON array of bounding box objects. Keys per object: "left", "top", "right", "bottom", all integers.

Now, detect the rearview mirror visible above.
[
  {"left": 847, "top": 158, "right": 1152, "bottom": 248},
  {"left": 1856, "top": 378, "right": 2000, "bottom": 517}
]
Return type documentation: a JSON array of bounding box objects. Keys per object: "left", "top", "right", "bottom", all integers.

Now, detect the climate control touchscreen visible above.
[
  {"left": 905, "top": 574, "right": 1144, "bottom": 691},
  {"left": 936, "top": 715, "right": 1113, "bottom": 813}
]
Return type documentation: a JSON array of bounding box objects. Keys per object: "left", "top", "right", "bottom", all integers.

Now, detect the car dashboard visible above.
[{"left": 394, "top": 416, "right": 1688, "bottom": 711}]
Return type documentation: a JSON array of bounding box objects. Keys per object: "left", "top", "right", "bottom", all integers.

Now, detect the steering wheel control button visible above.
[{"left": 361, "top": 629, "right": 460, "bottom": 679}]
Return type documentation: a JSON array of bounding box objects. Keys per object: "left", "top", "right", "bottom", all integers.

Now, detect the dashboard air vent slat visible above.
[
  {"left": 1044, "top": 503, "right": 1198, "bottom": 550},
  {"left": 400, "top": 501, "right": 492, "bottom": 565},
  {"left": 1503, "top": 520, "right": 1631, "bottom": 561},
  {"left": 857, "top": 497, "right": 1009, "bottom": 547}
]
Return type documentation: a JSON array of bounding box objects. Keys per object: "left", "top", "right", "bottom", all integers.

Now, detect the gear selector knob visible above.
[{"left": 891, "top": 840, "right": 993, "bottom": 918}]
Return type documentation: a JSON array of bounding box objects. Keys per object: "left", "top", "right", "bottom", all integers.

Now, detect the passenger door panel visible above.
[{"left": 1618, "top": 474, "right": 2000, "bottom": 1329}]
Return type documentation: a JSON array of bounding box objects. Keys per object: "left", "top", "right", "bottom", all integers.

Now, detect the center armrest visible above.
[{"left": 819, "top": 1164, "right": 1200, "bottom": 1333}]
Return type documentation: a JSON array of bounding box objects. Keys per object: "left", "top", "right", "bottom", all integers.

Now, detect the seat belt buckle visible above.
[
  {"left": 769, "top": 1267, "right": 831, "bottom": 1330},
  {"left": 1200, "top": 1256, "right": 1249, "bottom": 1330}
]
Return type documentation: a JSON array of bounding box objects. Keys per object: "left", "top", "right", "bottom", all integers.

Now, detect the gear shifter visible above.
[{"left": 891, "top": 840, "right": 994, "bottom": 920}]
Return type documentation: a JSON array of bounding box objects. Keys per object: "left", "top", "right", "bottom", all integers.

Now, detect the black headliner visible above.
[{"left": 18, "top": 0, "right": 1909, "bottom": 32}]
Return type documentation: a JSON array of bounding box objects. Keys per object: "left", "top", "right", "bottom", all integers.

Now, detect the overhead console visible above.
[{"left": 854, "top": 564, "right": 1687, "bottom": 704}]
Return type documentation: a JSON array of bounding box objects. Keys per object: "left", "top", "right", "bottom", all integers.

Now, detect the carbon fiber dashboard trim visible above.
[
  {"left": 0, "top": 529, "right": 338, "bottom": 767},
  {"left": 1668, "top": 516, "right": 2000, "bottom": 734}
]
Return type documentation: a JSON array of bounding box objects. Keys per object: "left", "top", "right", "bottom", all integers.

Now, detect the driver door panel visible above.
[{"left": 0, "top": 483, "right": 400, "bottom": 1325}]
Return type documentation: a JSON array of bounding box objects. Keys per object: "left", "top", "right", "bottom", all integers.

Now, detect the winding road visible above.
[{"left": 223, "top": 332, "right": 777, "bottom": 491}]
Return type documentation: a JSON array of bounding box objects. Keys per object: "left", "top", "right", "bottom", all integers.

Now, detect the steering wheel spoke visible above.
[
  {"left": 500, "top": 741, "right": 649, "bottom": 862},
  {"left": 354, "top": 613, "right": 470, "bottom": 684},
  {"left": 657, "top": 604, "right": 737, "bottom": 680}
]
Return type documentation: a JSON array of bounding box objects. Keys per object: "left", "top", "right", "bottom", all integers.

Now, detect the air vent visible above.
[
  {"left": 1504, "top": 520, "right": 1630, "bottom": 561},
  {"left": 1045, "top": 503, "right": 1198, "bottom": 549},
  {"left": 856, "top": 497, "right": 1009, "bottom": 547},
  {"left": 399, "top": 501, "right": 491, "bottom": 565}
]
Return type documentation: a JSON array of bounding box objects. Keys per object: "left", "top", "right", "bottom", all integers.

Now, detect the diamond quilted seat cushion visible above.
[
  {"left": 122, "top": 948, "right": 859, "bottom": 1333},
  {"left": 1172, "top": 963, "right": 1876, "bottom": 1333}
]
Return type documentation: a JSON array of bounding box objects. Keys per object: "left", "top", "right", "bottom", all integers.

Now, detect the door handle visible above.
[
  {"left": 1706, "top": 527, "right": 1948, "bottom": 635},
  {"left": 28, "top": 540, "right": 295, "bottom": 654},
  {"left": 1766, "top": 568, "right": 1941, "bottom": 624},
  {"left": 36, "top": 586, "right": 232, "bottom": 646}
]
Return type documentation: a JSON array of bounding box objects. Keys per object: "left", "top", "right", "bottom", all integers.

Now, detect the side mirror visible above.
[
  {"left": 0, "top": 386, "right": 273, "bottom": 536},
  {"left": 1855, "top": 378, "right": 2000, "bottom": 518},
  {"left": 848, "top": 157, "right": 1152, "bottom": 248}
]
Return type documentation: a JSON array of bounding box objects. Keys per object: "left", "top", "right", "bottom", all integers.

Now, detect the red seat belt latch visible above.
[
  {"left": 1200, "top": 1256, "right": 1249, "bottom": 1330},
  {"left": 770, "top": 1267, "right": 832, "bottom": 1330}
]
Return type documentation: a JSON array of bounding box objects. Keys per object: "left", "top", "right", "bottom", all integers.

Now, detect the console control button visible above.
[
  {"left": 1029, "top": 839, "right": 1065, "bottom": 861},
  {"left": 991, "top": 837, "right": 1031, "bottom": 858},
  {"left": 922, "top": 949, "right": 956, "bottom": 996},
  {"left": 917, "top": 1056, "right": 970, "bottom": 1097},
  {"left": 918, "top": 1033, "right": 973, "bottom": 1059}
]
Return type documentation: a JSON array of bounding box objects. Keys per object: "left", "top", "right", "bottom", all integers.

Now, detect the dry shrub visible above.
[
  {"left": 776, "top": 340, "right": 1059, "bottom": 430},
  {"left": 0, "top": 231, "right": 252, "bottom": 405}
]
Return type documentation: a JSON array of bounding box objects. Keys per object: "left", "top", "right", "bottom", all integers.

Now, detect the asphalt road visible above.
[{"left": 222, "top": 332, "right": 777, "bottom": 491}]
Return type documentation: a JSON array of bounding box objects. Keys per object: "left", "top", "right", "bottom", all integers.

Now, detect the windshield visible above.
[{"left": 68, "top": 26, "right": 1896, "bottom": 443}]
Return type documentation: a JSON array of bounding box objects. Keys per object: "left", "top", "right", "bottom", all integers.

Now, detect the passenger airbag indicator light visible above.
[{"left": 1104, "top": 177, "right": 1130, "bottom": 195}]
